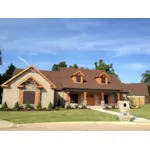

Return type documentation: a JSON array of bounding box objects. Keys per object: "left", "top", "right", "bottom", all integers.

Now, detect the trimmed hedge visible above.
[
  {"left": 13, "top": 102, "right": 20, "bottom": 111},
  {"left": 47, "top": 102, "right": 53, "bottom": 110},
  {"left": 1, "top": 102, "right": 9, "bottom": 111},
  {"left": 36, "top": 102, "right": 42, "bottom": 110}
]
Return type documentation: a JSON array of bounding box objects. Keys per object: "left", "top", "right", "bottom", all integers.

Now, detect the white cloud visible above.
[
  {"left": 2, "top": 33, "right": 150, "bottom": 57},
  {"left": 122, "top": 63, "right": 148, "bottom": 70},
  {"left": 1, "top": 19, "right": 150, "bottom": 57},
  {"left": 17, "top": 56, "right": 29, "bottom": 66}
]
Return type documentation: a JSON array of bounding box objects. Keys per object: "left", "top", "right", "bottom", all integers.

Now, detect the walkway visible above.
[{"left": 89, "top": 107, "right": 150, "bottom": 123}]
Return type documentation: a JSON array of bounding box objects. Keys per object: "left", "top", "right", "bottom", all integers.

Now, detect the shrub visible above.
[
  {"left": 47, "top": 102, "right": 53, "bottom": 110},
  {"left": 36, "top": 102, "right": 42, "bottom": 110},
  {"left": 13, "top": 102, "right": 20, "bottom": 111},
  {"left": 105, "top": 106, "right": 108, "bottom": 110},
  {"left": 1, "top": 102, "right": 9, "bottom": 111},
  {"left": 129, "top": 97, "right": 134, "bottom": 108},
  {"left": 65, "top": 105, "right": 72, "bottom": 109},
  {"left": 135, "top": 105, "right": 141, "bottom": 109},
  {"left": 75, "top": 105, "right": 78, "bottom": 109},
  {"left": 55, "top": 107, "right": 59, "bottom": 110},
  {"left": 112, "top": 105, "right": 115, "bottom": 109},
  {"left": 59, "top": 107, "right": 65, "bottom": 110},
  {"left": 81, "top": 105, "right": 87, "bottom": 109},
  {"left": 25, "top": 103, "right": 31, "bottom": 111}
]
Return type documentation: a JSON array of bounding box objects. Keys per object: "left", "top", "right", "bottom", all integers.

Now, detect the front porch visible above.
[{"left": 65, "top": 90, "right": 127, "bottom": 107}]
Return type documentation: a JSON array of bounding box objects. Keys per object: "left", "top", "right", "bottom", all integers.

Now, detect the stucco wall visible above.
[
  {"left": 2, "top": 69, "right": 54, "bottom": 108},
  {"left": 54, "top": 91, "right": 67, "bottom": 106}
]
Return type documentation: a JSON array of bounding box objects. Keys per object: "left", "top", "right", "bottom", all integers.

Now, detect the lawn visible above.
[
  {"left": 0, "top": 109, "right": 118, "bottom": 124},
  {"left": 111, "top": 104, "right": 150, "bottom": 119},
  {"left": 130, "top": 104, "right": 150, "bottom": 119}
]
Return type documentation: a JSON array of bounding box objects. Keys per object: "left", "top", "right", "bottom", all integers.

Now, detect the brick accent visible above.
[
  {"left": 35, "top": 90, "right": 40, "bottom": 104},
  {"left": 19, "top": 90, "right": 23, "bottom": 104}
]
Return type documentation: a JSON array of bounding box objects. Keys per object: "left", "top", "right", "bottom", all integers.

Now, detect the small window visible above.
[
  {"left": 76, "top": 76, "right": 81, "bottom": 83},
  {"left": 101, "top": 77, "right": 105, "bottom": 84},
  {"left": 23, "top": 91, "right": 35, "bottom": 104}
]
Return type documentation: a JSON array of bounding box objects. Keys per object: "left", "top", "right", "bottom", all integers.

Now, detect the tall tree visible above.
[
  {"left": 141, "top": 70, "right": 150, "bottom": 83},
  {"left": 94, "top": 59, "right": 117, "bottom": 76},
  {"left": 52, "top": 62, "right": 67, "bottom": 71},
  {"left": 2, "top": 63, "right": 16, "bottom": 83},
  {"left": 69, "top": 64, "right": 79, "bottom": 68},
  {"left": 0, "top": 50, "right": 2, "bottom": 65}
]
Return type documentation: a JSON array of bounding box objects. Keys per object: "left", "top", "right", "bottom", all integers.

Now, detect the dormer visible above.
[
  {"left": 95, "top": 72, "right": 109, "bottom": 84},
  {"left": 71, "top": 70, "right": 84, "bottom": 83}
]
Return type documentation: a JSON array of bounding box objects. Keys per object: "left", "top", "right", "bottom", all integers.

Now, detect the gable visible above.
[
  {"left": 17, "top": 76, "right": 44, "bottom": 89},
  {"left": 1, "top": 66, "right": 56, "bottom": 88}
]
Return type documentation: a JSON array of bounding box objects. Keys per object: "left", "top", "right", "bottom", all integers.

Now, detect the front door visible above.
[
  {"left": 87, "top": 94, "right": 94, "bottom": 105},
  {"left": 104, "top": 95, "right": 108, "bottom": 104}
]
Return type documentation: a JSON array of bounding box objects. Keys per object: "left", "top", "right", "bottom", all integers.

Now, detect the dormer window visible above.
[
  {"left": 76, "top": 76, "right": 81, "bottom": 83},
  {"left": 101, "top": 76, "right": 105, "bottom": 84},
  {"left": 71, "top": 70, "right": 84, "bottom": 83},
  {"left": 95, "top": 71, "right": 109, "bottom": 84}
]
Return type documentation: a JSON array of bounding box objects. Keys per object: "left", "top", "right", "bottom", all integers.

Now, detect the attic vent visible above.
[{"left": 30, "top": 68, "right": 35, "bottom": 73}]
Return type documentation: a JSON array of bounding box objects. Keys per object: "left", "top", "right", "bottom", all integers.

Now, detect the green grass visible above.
[
  {"left": 130, "top": 104, "right": 150, "bottom": 119},
  {"left": 111, "top": 109, "right": 119, "bottom": 112},
  {"left": 0, "top": 109, "right": 118, "bottom": 124},
  {"left": 111, "top": 104, "right": 150, "bottom": 119}
]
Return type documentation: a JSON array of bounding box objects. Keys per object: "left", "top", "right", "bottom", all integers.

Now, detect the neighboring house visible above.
[
  {"left": 122, "top": 83, "right": 150, "bottom": 106},
  {"left": 1, "top": 65, "right": 149, "bottom": 108}
]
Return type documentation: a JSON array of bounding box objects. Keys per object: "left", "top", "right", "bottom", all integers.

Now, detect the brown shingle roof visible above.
[
  {"left": 122, "top": 83, "right": 149, "bottom": 96},
  {"left": 12, "top": 67, "right": 149, "bottom": 96}
]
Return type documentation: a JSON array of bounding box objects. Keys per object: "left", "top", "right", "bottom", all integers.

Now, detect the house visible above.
[{"left": 1, "top": 65, "right": 150, "bottom": 108}]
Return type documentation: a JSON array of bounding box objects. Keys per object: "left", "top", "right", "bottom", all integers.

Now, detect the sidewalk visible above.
[
  {"left": 91, "top": 108, "right": 150, "bottom": 123},
  {"left": 0, "top": 119, "right": 19, "bottom": 129}
]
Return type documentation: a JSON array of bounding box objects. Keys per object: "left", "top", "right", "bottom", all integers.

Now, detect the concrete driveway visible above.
[{"left": 1, "top": 122, "right": 150, "bottom": 131}]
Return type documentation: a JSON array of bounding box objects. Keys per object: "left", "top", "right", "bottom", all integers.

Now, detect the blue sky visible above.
[{"left": 0, "top": 18, "right": 150, "bottom": 83}]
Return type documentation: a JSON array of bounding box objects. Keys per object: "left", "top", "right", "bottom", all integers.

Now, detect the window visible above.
[
  {"left": 76, "top": 76, "right": 81, "bottom": 83},
  {"left": 23, "top": 91, "right": 35, "bottom": 104},
  {"left": 101, "top": 77, "right": 105, "bottom": 84}
]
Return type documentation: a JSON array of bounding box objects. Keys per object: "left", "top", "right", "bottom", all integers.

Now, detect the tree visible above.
[
  {"left": 52, "top": 62, "right": 67, "bottom": 71},
  {"left": 2, "top": 63, "right": 16, "bottom": 83},
  {"left": 0, "top": 50, "right": 2, "bottom": 65},
  {"left": 69, "top": 64, "right": 79, "bottom": 68},
  {"left": 80, "top": 67, "right": 89, "bottom": 70},
  {"left": 141, "top": 70, "right": 150, "bottom": 83},
  {"left": 94, "top": 59, "right": 117, "bottom": 76}
]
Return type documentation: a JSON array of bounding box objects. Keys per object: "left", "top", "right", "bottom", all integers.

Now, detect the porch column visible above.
[
  {"left": 83, "top": 92, "right": 87, "bottom": 106},
  {"left": 117, "top": 93, "right": 120, "bottom": 106},
  {"left": 117, "top": 93, "right": 120, "bottom": 101},
  {"left": 108, "top": 95, "right": 111, "bottom": 105},
  {"left": 65, "top": 92, "right": 70, "bottom": 108},
  {"left": 125, "top": 94, "right": 128, "bottom": 100},
  {"left": 101, "top": 92, "right": 105, "bottom": 108}
]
